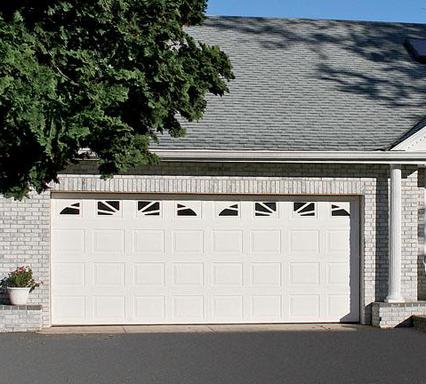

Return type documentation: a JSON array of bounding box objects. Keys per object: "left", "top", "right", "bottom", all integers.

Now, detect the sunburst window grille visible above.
[
  {"left": 293, "top": 202, "right": 316, "bottom": 217},
  {"left": 219, "top": 204, "right": 239, "bottom": 217},
  {"left": 331, "top": 204, "right": 350, "bottom": 217},
  {"left": 177, "top": 203, "right": 197, "bottom": 217},
  {"left": 60, "top": 202, "right": 81, "bottom": 215},
  {"left": 255, "top": 202, "right": 277, "bottom": 217},
  {"left": 138, "top": 201, "right": 161, "bottom": 216},
  {"left": 97, "top": 201, "right": 120, "bottom": 216}
]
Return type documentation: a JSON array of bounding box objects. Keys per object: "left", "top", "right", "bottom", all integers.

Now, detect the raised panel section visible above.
[
  {"left": 327, "top": 295, "right": 350, "bottom": 319},
  {"left": 213, "top": 296, "right": 243, "bottom": 321},
  {"left": 212, "top": 231, "right": 243, "bottom": 253},
  {"left": 94, "top": 263, "right": 125, "bottom": 287},
  {"left": 289, "top": 263, "right": 320, "bottom": 285},
  {"left": 250, "top": 231, "right": 281, "bottom": 253},
  {"left": 327, "top": 231, "right": 350, "bottom": 252},
  {"left": 134, "top": 263, "right": 165, "bottom": 286},
  {"left": 135, "top": 296, "right": 166, "bottom": 321},
  {"left": 290, "top": 230, "right": 320, "bottom": 252},
  {"left": 52, "top": 229, "right": 85, "bottom": 253},
  {"left": 172, "top": 296, "right": 205, "bottom": 321},
  {"left": 93, "top": 230, "right": 124, "bottom": 253},
  {"left": 173, "top": 231, "right": 204, "bottom": 253},
  {"left": 289, "top": 295, "right": 320, "bottom": 318},
  {"left": 212, "top": 263, "right": 243, "bottom": 286},
  {"left": 251, "top": 296, "right": 281, "bottom": 320},
  {"left": 327, "top": 263, "right": 349, "bottom": 285},
  {"left": 173, "top": 263, "right": 204, "bottom": 286},
  {"left": 52, "top": 263, "right": 85, "bottom": 287},
  {"left": 52, "top": 296, "right": 86, "bottom": 321},
  {"left": 133, "top": 230, "right": 165, "bottom": 254},
  {"left": 94, "top": 296, "right": 125, "bottom": 320},
  {"left": 251, "top": 263, "right": 281, "bottom": 287}
]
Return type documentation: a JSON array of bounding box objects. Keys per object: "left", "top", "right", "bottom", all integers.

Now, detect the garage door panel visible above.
[
  {"left": 212, "top": 230, "right": 243, "bottom": 254},
  {"left": 52, "top": 296, "right": 86, "bottom": 323},
  {"left": 326, "top": 263, "right": 350, "bottom": 285},
  {"left": 93, "top": 296, "right": 126, "bottom": 321},
  {"left": 52, "top": 263, "right": 85, "bottom": 288},
  {"left": 327, "top": 295, "right": 351, "bottom": 320},
  {"left": 251, "top": 296, "right": 282, "bottom": 321},
  {"left": 249, "top": 230, "right": 281, "bottom": 254},
  {"left": 289, "top": 230, "right": 320, "bottom": 253},
  {"left": 52, "top": 197, "right": 359, "bottom": 325},
  {"left": 172, "top": 295, "right": 205, "bottom": 321},
  {"left": 93, "top": 263, "right": 125, "bottom": 288},
  {"left": 289, "top": 262, "right": 320, "bottom": 285},
  {"left": 134, "top": 296, "right": 166, "bottom": 322},
  {"left": 172, "top": 230, "right": 204, "bottom": 254},
  {"left": 172, "top": 263, "right": 204, "bottom": 287},
  {"left": 289, "top": 294, "right": 321, "bottom": 320},
  {"left": 134, "top": 263, "right": 166, "bottom": 287},
  {"left": 132, "top": 230, "right": 165, "bottom": 254},
  {"left": 212, "top": 296, "right": 244, "bottom": 321},
  {"left": 52, "top": 229, "right": 85, "bottom": 254},
  {"left": 250, "top": 263, "right": 282, "bottom": 287},
  {"left": 211, "top": 263, "right": 244, "bottom": 287},
  {"left": 327, "top": 230, "right": 351, "bottom": 252}
]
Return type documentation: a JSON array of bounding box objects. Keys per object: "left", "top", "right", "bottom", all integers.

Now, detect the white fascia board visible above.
[
  {"left": 392, "top": 125, "right": 426, "bottom": 151},
  {"left": 152, "top": 149, "right": 426, "bottom": 164}
]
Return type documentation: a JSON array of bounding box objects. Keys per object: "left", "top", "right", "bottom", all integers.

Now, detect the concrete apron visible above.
[{"left": 38, "top": 324, "right": 374, "bottom": 335}]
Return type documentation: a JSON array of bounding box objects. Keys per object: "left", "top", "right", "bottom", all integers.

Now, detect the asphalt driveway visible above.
[{"left": 1, "top": 325, "right": 426, "bottom": 384}]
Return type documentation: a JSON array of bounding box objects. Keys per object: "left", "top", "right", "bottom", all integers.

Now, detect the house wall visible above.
[
  {"left": 0, "top": 192, "right": 50, "bottom": 327},
  {"left": 0, "top": 162, "right": 422, "bottom": 328}
]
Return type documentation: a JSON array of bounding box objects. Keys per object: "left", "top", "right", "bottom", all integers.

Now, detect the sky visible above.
[{"left": 207, "top": 0, "right": 426, "bottom": 24}]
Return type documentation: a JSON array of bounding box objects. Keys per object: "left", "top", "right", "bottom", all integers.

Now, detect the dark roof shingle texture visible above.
[{"left": 155, "top": 17, "right": 426, "bottom": 151}]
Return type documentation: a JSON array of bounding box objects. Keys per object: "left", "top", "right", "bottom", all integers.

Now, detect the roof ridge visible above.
[{"left": 205, "top": 15, "right": 426, "bottom": 27}]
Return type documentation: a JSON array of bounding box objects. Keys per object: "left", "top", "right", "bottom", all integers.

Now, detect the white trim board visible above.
[
  {"left": 152, "top": 149, "right": 426, "bottom": 164},
  {"left": 392, "top": 125, "right": 426, "bottom": 151}
]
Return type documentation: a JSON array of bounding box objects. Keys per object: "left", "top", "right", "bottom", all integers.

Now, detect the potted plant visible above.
[{"left": 1, "top": 266, "right": 41, "bottom": 305}]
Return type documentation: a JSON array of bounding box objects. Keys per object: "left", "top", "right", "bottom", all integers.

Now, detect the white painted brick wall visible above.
[
  {"left": 0, "top": 305, "right": 43, "bottom": 333},
  {"left": 371, "top": 302, "right": 426, "bottom": 328},
  {"left": 0, "top": 192, "right": 50, "bottom": 327},
  {"left": 0, "top": 162, "right": 422, "bottom": 327}
]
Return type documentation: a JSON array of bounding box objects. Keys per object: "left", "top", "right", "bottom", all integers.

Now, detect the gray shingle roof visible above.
[{"left": 154, "top": 16, "right": 426, "bottom": 152}]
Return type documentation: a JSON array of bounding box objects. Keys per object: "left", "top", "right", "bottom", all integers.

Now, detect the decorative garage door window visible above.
[
  {"left": 138, "top": 201, "right": 161, "bottom": 216},
  {"left": 60, "top": 202, "right": 81, "bottom": 215},
  {"left": 293, "top": 202, "right": 316, "bottom": 217},
  {"left": 97, "top": 201, "right": 120, "bottom": 216},
  {"left": 331, "top": 203, "right": 350, "bottom": 217},
  {"left": 255, "top": 202, "right": 277, "bottom": 217},
  {"left": 176, "top": 202, "right": 200, "bottom": 217},
  {"left": 219, "top": 203, "right": 239, "bottom": 217}
]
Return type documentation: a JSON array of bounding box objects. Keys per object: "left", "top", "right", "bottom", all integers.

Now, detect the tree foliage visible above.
[{"left": 0, "top": 1, "right": 233, "bottom": 198}]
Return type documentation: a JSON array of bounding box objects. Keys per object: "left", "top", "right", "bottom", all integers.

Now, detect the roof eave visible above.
[{"left": 153, "top": 149, "right": 426, "bottom": 165}]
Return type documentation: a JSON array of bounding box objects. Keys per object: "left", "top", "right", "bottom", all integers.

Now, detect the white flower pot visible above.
[{"left": 7, "top": 287, "right": 31, "bottom": 305}]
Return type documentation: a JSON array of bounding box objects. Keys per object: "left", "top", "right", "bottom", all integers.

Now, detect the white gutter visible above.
[{"left": 152, "top": 149, "right": 426, "bottom": 164}]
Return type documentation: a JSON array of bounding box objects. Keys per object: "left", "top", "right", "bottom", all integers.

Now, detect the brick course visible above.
[
  {"left": 371, "top": 301, "right": 426, "bottom": 328},
  {"left": 0, "top": 305, "right": 43, "bottom": 333}
]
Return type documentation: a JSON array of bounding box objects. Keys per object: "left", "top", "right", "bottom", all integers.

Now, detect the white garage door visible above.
[{"left": 51, "top": 195, "right": 359, "bottom": 325}]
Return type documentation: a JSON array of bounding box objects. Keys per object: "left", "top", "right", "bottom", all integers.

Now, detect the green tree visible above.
[{"left": 0, "top": 1, "right": 233, "bottom": 199}]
